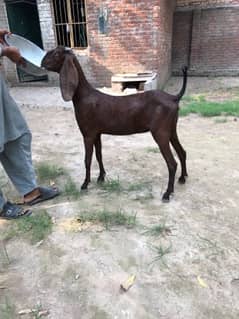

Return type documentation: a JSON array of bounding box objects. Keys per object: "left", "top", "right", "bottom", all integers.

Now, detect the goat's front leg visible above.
[
  {"left": 94, "top": 134, "right": 106, "bottom": 183},
  {"left": 81, "top": 137, "right": 94, "bottom": 190}
]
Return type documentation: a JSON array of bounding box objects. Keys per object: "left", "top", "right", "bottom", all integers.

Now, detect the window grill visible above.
[{"left": 52, "top": 0, "right": 88, "bottom": 48}]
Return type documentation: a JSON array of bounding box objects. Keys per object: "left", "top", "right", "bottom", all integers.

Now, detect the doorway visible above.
[{"left": 5, "top": 0, "right": 48, "bottom": 82}]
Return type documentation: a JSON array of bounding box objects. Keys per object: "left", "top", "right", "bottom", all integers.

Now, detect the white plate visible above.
[{"left": 4, "top": 33, "right": 47, "bottom": 76}]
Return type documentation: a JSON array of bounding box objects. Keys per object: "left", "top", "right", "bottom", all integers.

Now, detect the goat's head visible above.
[
  {"left": 41, "top": 46, "right": 79, "bottom": 101},
  {"left": 41, "top": 46, "right": 70, "bottom": 72}
]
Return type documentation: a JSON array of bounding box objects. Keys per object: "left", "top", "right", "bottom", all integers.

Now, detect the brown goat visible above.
[{"left": 41, "top": 47, "right": 188, "bottom": 202}]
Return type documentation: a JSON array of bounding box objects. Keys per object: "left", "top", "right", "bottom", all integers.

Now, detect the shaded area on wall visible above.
[
  {"left": 172, "top": 6, "right": 239, "bottom": 75},
  {"left": 5, "top": 0, "right": 47, "bottom": 82}
]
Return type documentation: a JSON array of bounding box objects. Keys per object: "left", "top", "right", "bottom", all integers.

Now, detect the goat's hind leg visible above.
[
  {"left": 94, "top": 134, "right": 106, "bottom": 183},
  {"left": 81, "top": 137, "right": 94, "bottom": 190},
  {"left": 170, "top": 131, "right": 188, "bottom": 184},
  {"left": 152, "top": 132, "right": 177, "bottom": 202}
]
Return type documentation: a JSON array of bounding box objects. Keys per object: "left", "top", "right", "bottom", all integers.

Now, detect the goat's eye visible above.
[{"left": 54, "top": 52, "right": 59, "bottom": 58}]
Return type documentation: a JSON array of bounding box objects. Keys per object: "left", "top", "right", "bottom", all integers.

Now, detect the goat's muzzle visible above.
[{"left": 41, "top": 46, "right": 67, "bottom": 73}]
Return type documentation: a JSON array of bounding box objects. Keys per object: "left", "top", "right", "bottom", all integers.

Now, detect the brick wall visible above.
[
  {"left": 1, "top": 0, "right": 239, "bottom": 85},
  {"left": 172, "top": 3, "right": 239, "bottom": 75},
  {"left": 1, "top": 0, "right": 176, "bottom": 87},
  {"left": 37, "top": 0, "right": 57, "bottom": 84},
  {"left": 37, "top": 0, "right": 56, "bottom": 51},
  {"left": 2, "top": 0, "right": 239, "bottom": 85},
  {"left": 86, "top": 0, "right": 176, "bottom": 87}
]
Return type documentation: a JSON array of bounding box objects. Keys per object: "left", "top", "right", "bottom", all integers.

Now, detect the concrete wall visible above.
[{"left": 172, "top": 0, "right": 239, "bottom": 75}]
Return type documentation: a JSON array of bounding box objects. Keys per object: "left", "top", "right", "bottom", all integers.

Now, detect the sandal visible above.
[
  {"left": 0, "top": 202, "right": 32, "bottom": 219},
  {"left": 25, "top": 186, "right": 60, "bottom": 206}
]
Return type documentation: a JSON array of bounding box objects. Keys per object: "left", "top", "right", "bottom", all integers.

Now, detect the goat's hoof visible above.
[
  {"left": 81, "top": 183, "right": 88, "bottom": 190},
  {"left": 97, "top": 176, "right": 105, "bottom": 184},
  {"left": 162, "top": 193, "right": 170, "bottom": 203},
  {"left": 178, "top": 176, "right": 186, "bottom": 184}
]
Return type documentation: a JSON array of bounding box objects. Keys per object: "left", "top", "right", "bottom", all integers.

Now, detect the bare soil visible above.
[{"left": 0, "top": 78, "right": 239, "bottom": 319}]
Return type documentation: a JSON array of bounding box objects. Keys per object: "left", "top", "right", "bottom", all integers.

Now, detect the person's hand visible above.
[
  {"left": 1, "top": 46, "right": 25, "bottom": 66},
  {"left": 0, "top": 29, "right": 10, "bottom": 45}
]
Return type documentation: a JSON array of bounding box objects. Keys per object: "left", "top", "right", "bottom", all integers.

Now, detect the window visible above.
[{"left": 52, "top": 0, "right": 88, "bottom": 48}]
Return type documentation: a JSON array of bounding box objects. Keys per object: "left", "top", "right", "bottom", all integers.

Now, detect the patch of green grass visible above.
[
  {"left": 149, "top": 244, "right": 172, "bottom": 267},
  {"left": 89, "top": 306, "right": 110, "bottom": 319},
  {"left": 127, "top": 181, "right": 154, "bottom": 201},
  {"left": 143, "top": 223, "right": 171, "bottom": 237},
  {"left": 64, "top": 178, "right": 81, "bottom": 198},
  {"left": 182, "top": 94, "right": 206, "bottom": 103},
  {"left": 180, "top": 95, "right": 239, "bottom": 117},
  {"left": 134, "top": 192, "right": 154, "bottom": 201},
  {"left": 99, "top": 178, "right": 122, "bottom": 193},
  {"left": 145, "top": 147, "right": 159, "bottom": 154},
  {"left": 100, "top": 179, "right": 152, "bottom": 193},
  {"left": 0, "top": 297, "right": 16, "bottom": 319},
  {"left": 2, "top": 210, "right": 53, "bottom": 244},
  {"left": 36, "top": 162, "right": 81, "bottom": 199},
  {"left": 36, "top": 163, "right": 65, "bottom": 182},
  {"left": 30, "top": 304, "right": 47, "bottom": 319},
  {"left": 78, "top": 208, "right": 137, "bottom": 230},
  {"left": 127, "top": 181, "right": 152, "bottom": 192}
]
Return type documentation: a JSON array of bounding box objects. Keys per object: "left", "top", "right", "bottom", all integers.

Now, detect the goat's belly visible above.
[{"left": 103, "top": 128, "right": 149, "bottom": 135}]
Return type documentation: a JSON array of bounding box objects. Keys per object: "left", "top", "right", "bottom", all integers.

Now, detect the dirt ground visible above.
[{"left": 0, "top": 77, "right": 239, "bottom": 319}]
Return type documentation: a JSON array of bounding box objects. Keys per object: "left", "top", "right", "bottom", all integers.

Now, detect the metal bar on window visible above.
[
  {"left": 66, "top": 0, "right": 73, "bottom": 47},
  {"left": 53, "top": 0, "right": 60, "bottom": 45},
  {"left": 57, "top": 0, "right": 63, "bottom": 45},
  {"left": 64, "top": 0, "right": 70, "bottom": 47},
  {"left": 63, "top": 0, "right": 69, "bottom": 46},
  {"left": 72, "top": 0, "right": 77, "bottom": 46},
  {"left": 52, "top": 0, "right": 88, "bottom": 48}
]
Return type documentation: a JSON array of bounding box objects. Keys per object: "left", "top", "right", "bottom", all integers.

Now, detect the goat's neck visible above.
[{"left": 73, "top": 56, "right": 93, "bottom": 97}]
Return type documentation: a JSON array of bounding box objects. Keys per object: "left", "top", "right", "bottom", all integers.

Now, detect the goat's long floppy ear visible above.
[{"left": 60, "top": 55, "right": 79, "bottom": 101}]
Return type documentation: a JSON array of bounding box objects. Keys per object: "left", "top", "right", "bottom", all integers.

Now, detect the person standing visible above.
[{"left": 0, "top": 29, "right": 59, "bottom": 219}]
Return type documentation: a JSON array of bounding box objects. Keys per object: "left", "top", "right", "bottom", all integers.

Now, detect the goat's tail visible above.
[{"left": 174, "top": 66, "right": 188, "bottom": 102}]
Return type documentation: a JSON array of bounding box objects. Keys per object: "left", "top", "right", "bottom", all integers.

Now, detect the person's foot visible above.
[
  {"left": 0, "top": 201, "right": 32, "bottom": 219},
  {"left": 24, "top": 187, "right": 41, "bottom": 203},
  {"left": 23, "top": 186, "right": 60, "bottom": 206}
]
